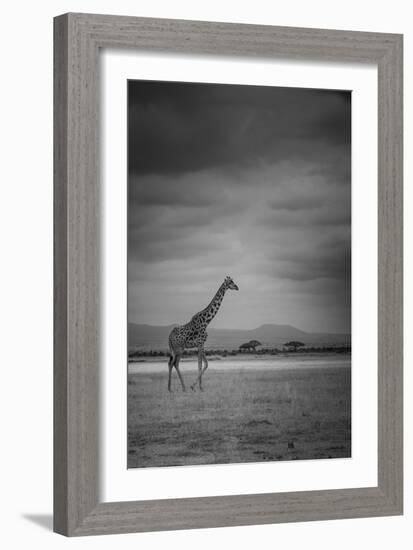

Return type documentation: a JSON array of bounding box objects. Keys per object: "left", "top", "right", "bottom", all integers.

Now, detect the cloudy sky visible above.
[{"left": 128, "top": 80, "right": 351, "bottom": 333}]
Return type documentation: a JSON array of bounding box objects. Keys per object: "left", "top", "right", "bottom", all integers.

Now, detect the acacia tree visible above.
[
  {"left": 239, "top": 340, "right": 262, "bottom": 352},
  {"left": 249, "top": 340, "right": 261, "bottom": 350},
  {"left": 284, "top": 341, "right": 305, "bottom": 352}
]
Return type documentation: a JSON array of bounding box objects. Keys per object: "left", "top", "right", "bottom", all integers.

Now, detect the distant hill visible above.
[{"left": 128, "top": 323, "right": 350, "bottom": 351}]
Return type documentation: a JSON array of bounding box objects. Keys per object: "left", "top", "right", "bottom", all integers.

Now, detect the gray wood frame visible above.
[{"left": 54, "top": 13, "right": 403, "bottom": 536}]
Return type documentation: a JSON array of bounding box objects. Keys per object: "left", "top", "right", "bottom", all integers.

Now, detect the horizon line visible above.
[{"left": 128, "top": 321, "right": 350, "bottom": 335}]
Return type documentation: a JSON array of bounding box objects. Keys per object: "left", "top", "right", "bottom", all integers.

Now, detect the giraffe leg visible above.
[
  {"left": 174, "top": 355, "right": 186, "bottom": 392},
  {"left": 201, "top": 351, "right": 208, "bottom": 375},
  {"left": 192, "top": 349, "right": 204, "bottom": 391},
  {"left": 168, "top": 355, "right": 174, "bottom": 392},
  {"left": 190, "top": 350, "right": 202, "bottom": 391}
]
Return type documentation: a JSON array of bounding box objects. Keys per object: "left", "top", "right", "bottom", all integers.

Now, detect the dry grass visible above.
[{"left": 127, "top": 362, "right": 351, "bottom": 468}]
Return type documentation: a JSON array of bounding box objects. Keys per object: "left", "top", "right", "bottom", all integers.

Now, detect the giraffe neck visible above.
[{"left": 199, "top": 282, "right": 227, "bottom": 326}]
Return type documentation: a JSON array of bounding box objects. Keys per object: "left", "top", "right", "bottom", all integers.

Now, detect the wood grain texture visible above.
[
  {"left": 53, "top": 13, "right": 403, "bottom": 536},
  {"left": 54, "top": 13, "right": 100, "bottom": 534},
  {"left": 377, "top": 33, "right": 403, "bottom": 509},
  {"left": 53, "top": 14, "right": 69, "bottom": 536}
]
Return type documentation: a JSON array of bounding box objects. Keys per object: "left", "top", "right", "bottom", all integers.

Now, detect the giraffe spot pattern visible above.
[{"left": 168, "top": 277, "right": 238, "bottom": 357}]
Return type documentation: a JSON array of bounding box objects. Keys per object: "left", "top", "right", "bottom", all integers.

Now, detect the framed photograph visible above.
[{"left": 54, "top": 13, "right": 403, "bottom": 536}]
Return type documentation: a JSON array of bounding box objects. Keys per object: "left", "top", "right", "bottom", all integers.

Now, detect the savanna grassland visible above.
[{"left": 127, "top": 357, "right": 351, "bottom": 468}]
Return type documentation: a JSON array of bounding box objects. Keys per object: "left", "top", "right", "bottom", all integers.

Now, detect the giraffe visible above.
[{"left": 167, "top": 276, "right": 239, "bottom": 392}]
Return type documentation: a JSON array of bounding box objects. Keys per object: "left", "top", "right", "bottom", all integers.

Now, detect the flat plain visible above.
[{"left": 127, "top": 355, "right": 351, "bottom": 468}]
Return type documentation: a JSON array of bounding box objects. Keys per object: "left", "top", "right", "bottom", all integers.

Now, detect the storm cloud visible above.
[{"left": 128, "top": 80, "right": 351, "bottom": 333}]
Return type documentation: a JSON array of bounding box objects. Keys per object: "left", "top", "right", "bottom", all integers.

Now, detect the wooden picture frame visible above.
[{"left": 54, "top": 13, "right": 403, "bottom": 536}]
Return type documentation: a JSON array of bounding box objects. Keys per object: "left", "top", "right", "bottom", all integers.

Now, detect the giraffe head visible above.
[{"left": 224, "top": 275, "right": 239, "bottom": 291}]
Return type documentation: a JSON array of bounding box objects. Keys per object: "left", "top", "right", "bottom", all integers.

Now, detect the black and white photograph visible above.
[
  {"left": 1, "top": 0, "right": 406, "bottom": 543},
  {"left": 127, "top": 80, "right": 351, "bottom": 469}
]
